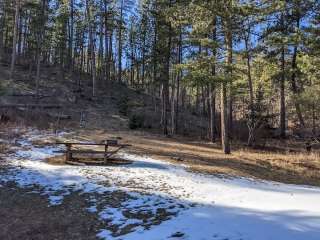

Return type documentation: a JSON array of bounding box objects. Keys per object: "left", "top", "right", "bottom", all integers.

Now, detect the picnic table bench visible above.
[{"left": 56, "top": 140, "right": 131, "bottom": 163}]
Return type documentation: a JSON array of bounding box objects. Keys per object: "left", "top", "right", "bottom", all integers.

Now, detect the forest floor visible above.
[
  {"left": 0, "top": 181, "right": 104, "bottom": 240},
  {"left": 1, "top": 126, "right": 320, "bottom": 240}
]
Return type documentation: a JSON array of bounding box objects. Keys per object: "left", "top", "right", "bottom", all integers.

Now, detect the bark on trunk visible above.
[
  {"left": 117, "top": 0, "right": 123, "bottom": 83},
  {"left": 69, "top": 0, "right": 74, "bottom": 71},
  {"left": 221, "top": 81, "right": 230, "bottom": 154},
  {"left": 280, "top": 12, "right": 286, "bottom": 139},
  {"left": 0, "top": 6, "right": 5, "bottom": 61},
  {"left": 280, "top": 46, "right": 286, "bottom": 139},
  {"left": 162, "top": 25, "right": 171, "bottom": 136},
  {"left": 209, "top": 16, "right": 217, "bottom": 142},
  {"left": 35, "top": 0, "right": 47, "bottom": 98},
  {"left": 10, "top": 0, "right": 20, "bottom": 79},
  {"left": 86, "top": 0, "right": 96, "bottom": 97},
  {"left": 104, "top": 0, "right": 109, "bottom": 83},
  {"left": 290, "top": 15, "right": 305, "bottom": 127},
  {"left": 221, "top": 4, "right": 232, "bottom": 154},
  {"left": 245, "top": 29, "right": 255, "bottom": 146},
  {"left": 209, "top": 84, "right": 216, "bottom": 142}
]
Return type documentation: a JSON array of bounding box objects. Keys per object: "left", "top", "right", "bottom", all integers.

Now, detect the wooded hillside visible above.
[{"left": 1, "top": 0, "right": 320, "bottom": 154}]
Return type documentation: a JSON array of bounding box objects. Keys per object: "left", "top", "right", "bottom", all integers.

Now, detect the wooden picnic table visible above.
[{"left": 56, "top": 140, "right": 131, "bottom": 163}]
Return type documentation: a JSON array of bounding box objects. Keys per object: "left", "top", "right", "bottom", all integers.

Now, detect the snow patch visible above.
[
  {"left": 48, "top": 195, "right": 64, "bottom": 205},
  {"left": 1, "top": 130, "right": 320, "bottom": 240}
]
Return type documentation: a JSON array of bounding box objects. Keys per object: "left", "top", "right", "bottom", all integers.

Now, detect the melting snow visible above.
[{"left": 1, "top": 130, "right": 320, "bottom": 240}]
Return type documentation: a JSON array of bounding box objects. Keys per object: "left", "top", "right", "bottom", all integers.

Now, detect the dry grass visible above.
[
  {"left": 79, "top": 129, "right": 320, "bottom": 187},
  {"left": 2, "top": 120, "right": 320, "bottom": 187}
]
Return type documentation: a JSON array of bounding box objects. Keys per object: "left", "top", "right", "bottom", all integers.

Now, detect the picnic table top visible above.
[
  {"left": 56, "top": 142, "right": 108, "bottom": 146},
  {"left": 55, "top": 150, "right": 107, "bottom": 154},
  {"left": 55, "top": 142, "right": 131, "bottom": 147}
]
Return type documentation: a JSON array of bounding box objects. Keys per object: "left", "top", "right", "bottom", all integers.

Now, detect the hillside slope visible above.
[{"left": 0, "top": 63, "right": 162, "bottom": 131}]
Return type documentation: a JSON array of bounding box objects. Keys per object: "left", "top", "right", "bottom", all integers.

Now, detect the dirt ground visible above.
[
  {"left": 0, "top": 156, "right": 176, "bottom": 240},
  {"left": 0, "top": 181, "right": 104, "bottom": 240}
]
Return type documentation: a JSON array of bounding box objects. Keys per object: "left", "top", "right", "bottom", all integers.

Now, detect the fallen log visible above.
[
  {"left": 0, "top": 104, "right": 62, "bottom": 109},
  {"left": 46, "top": 112, "right": 71, "bottom": 120},
  {"left": 9, "top": 93, "right": 53, "bottom": 99},
  {"left": 65, "top": 161, "right": 86, "bottom": 166}
]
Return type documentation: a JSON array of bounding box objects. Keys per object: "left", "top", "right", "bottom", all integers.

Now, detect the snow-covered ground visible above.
[{"left": 1, "top": 130, "right": 320, "bottom": 240}]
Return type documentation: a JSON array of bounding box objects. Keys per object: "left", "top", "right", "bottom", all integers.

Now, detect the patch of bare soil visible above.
[
  {"left": 0, "top": 181, "right": 104, "bottom": 240},
  {"left": 0, "top": 163, "right": 178, "bottom": 239}
]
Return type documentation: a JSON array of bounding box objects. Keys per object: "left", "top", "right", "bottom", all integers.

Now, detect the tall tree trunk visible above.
[
  {"left": 152, "top": 22, "right": 157, "bottom": 104},
  {"left": 117, "top": 0, "right": 123, "bottom": 83},
  {"left": 86, "top": 0, "right": 96, "bottom": 97},
  {"left": 0, "top": 5, "right": 5, "bottom": 61},
  {"left": 161, "top": 11, "right": 172, "bottom": 136},
  {"left": 129, "top": 25, "right": 134, "bottom": 86},
  {"left": 290, "top": 13, "right": 305, "bottom": 127},
  {"left": 170, "top": 37, "right": 179, "bottom": 135},
  {"left": 68, "top": 0, "right": 74, "bottom": 71},
  {"left": 171, "top": 71, "right": 176, "bottom": 135},
  {"left": 135, "top": 44, "right": 140, "bottom": 85},
  {"left": 35, "top": 46, "right": 41, "bottom": 97},
  {"left": 35, "top": 0, "right": 47, "bottom": 98},
  {"left": 209, "top": 85, "right": 216, "bottom": 142},
  {"left": 245, "top": 34, "right": 254, "bottom": 111},
  {"left": 244, "top": 29, "right": 255, "bottom": 146},
  {"left": 92, "top": 43, "right": 97, "bottom": 96},
  {"left": 221, "top": 81, "right": 230, "bottom": 154},
  {"left": 79, "top": 32, "right": 84, "bottom": 88},
  {"left": 10, "top": 0, "right": 20, "bottom": 79},
  {"left": 172, "top": 30, "right": 182, "bottom": 135},
  {"left": 98, "top": 0, "right": 104, "bottom": 80},
  {"left": 312, "top": 102, "right": 316, "bottom": 135},
  {"left": 104, "top": 0, "right": 109, "bottom": 83},
  {"left": 226, "top": 4, "right": 233, "bottom": 140},
  {"left": 280, "top": 46, "right": 286, "bottom": 138},
  {"left": 23, "top": 15, "right": 29, "bottom": 59},
  {"left": 209, "top": 16, "right": 217, "bottom": 142},
  {"left": 221, "top": 3, "right": 232, "bottom": 154},
  {"left": 280, "top": 12, "right": 286, "bottom": 139},
  {"left": 291, "top": 45, "right": 305, "bottom": 127},
  {"left": 109, "top": 30, "right": 113, "bottom": 81},
  {"left": 17, "top": 8, "right": 23, "bottom": 62},
  {"left": 141, "top": 27, "right": 146, "bottom": 87}
]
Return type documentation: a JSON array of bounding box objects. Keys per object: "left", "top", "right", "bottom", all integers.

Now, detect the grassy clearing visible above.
[
  {"left": 79, "top": 129, "right": 320, "bottom": 187},
  {"left": 1, "top": 123, "right": 320, "bottom": 187}
]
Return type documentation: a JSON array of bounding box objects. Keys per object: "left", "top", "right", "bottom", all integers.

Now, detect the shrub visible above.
[
  {"left": 0, "top": 82, "right": 6, "bottom": 96},
  {"left": 117, "top": 95, "right": 129, "bottom": 116},
  {"left": 129, "top": 114, "right": 145, "bottom": 129}
]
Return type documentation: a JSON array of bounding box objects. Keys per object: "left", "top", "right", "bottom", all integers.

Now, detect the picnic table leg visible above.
[
  {"left": 66, "top": 144, "right": 72, "bottom": 162},
  {"left": 104, "top": 145, "right": 108, "bottom": 163}
]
